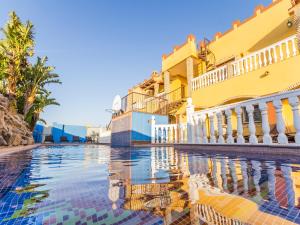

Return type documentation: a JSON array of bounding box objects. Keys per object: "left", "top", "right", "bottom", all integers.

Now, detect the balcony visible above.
[{"left": 191, "top": 35, "right": 299, "bottom": 107}]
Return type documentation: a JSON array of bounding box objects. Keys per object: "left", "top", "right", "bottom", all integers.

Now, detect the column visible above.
[
  {"left": 273, "top": 99, "right": 288, "bottom": 144},
  {"left": 251, "top": 160, "right": 261, "bottom": 196},
  {"left": 201, "top": 114, "right": 208, "bottom": 144},
  {"left": 258, "top": 102, "right": 272, "bottom": 144},
  {"left": 209, "top": 113, "right": 216, "bottom": 143},
  {"left": 198, "top": 116, "right": 204, "bottom": 144},
  {"left": 186, "top": 98, "right": 195, "bottom": 144},
  {"left": 235, "top": 106, "right": 245, "bottom": 144},
  {"left": 229, "top": 159, "right": 238, "bottom": 193},
  {"left": 216, "top": 111, "right": 225, "bottom": 144},
  {"left": 151, "top": 116, "right": 156, "bottom": 144},
  {"left": 246, "top": 105, "right": 258, "bottom": 144},
  {"left": 186, "top": 57, "right": 194, "bottom": 97},
  {"left": 240, "top": 160, "right": 249, "bottom": 195},
  {"left": 281, "top": 165, "right": 295, "bottom": 209},
  {"left": 266, "top": 162, "right": 276, "bottom": 202},
  {"left": 164, "top": 71, "right": 170, "bottom": 94},
  {"left": 288, "top": 96, "right": 300, "bottom": 144},
  {"left": 220, "top": 159, "right": 228, "bottom": 191},
  {"left": 225, "top": 109, "right": 234, "bottom": 144},
  {"left": 180, "top": 124, "right": 184, "bottom": 144},
  {"left": 194, "top": 115, "right": 200, "bottom": 144}
]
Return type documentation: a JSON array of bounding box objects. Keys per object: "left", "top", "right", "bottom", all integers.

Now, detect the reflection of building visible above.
[{"left": 112, "top": 147, "right": 300, "bottom": 224}]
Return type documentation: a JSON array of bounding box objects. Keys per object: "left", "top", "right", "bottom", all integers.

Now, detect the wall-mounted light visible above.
[{"left": 287, "top": 19, "right": 293, "bottom": 28}]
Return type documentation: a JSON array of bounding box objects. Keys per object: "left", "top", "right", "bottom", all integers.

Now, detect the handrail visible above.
[{"left": 192, "top": 35, "right": 298, "bottom": 90}]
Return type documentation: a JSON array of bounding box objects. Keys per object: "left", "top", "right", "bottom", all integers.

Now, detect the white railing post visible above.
[
  {"left": 225, "top": 109, "right": 234, "bottom": 144},
  {"left": 216, "top": 111, "right": 225, "bottom": 144},
  {"left": 273, "top": 99, "right": 288, "bottom": 144},
  {"left": 258, "top": 102, "right": 272, "bottom": 144},
  {"left": 201, "top": 115, "right": 208, "bottom": 144},
  {"left": 151, "top": 116, "right": 156, "bottom": 144},
  {"left": 209, "top": 112, "right": 216, "bottom": 143},
  {"left": 194, "top": 115, "right": 200, "bottom": 144},
  {"left": 235, "top": 106, "right": 245, "bottom": 144},
  {"left": 246, "top": 105, "right": 258, "bottom": 144},
  {"left": 180, "top": 124, "right": 184, "bottom": 144},
  {"left": 186, "top": 98, "right": 195, "bottom": 144},
  {"left": 288, "top": 96, "right": 300, "bottom": 144}
]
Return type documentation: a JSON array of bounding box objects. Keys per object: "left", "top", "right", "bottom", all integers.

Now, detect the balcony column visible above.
[
  {"left": 235, "top": 106, "right": 245, "bottom": 144},
  {"left": 273, "top": 99, "right": 288, "bottom": 144},
  {"left": 246, "top": 105, "right": 258, "bottom": 144},
  {"left": 186, "top": 98, "right": 195, "bottom": 144},
  {"left": 288, "top": 96, "right": 300, "bottom": 144},
  {"left": 216, "top": 111, "right": 224, "bottom": 144},
  {"left": 281, "top": 165, "right": 295, "bottom": 209},
  {"left": 163, "top": 71, "right": 170, "bottom": 94},
  {"left": 201, "top": 114, "right": 208, "bottom": 144},
  {"left": 208, "top": 113, "right": 216, "bottom": 143},
  {"left": 259, "top": 102, "right": 272, "bottom": 144},
  {"left": 225, "top": 109, "right": 234, "bottom": 144},
  {"left": 194, "top": 115, "right": 200, "bottom": 144},
  {"left": 186, "top": 57, "right": 194, "bottom": 97}
]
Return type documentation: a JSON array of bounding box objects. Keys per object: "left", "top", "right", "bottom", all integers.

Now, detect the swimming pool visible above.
[{"left": 0, "top": 145, "right": 300, "bottom": 224}]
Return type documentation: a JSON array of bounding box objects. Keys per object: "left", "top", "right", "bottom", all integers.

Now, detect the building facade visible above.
[{"left": 113, "top": 0, "right": 300, "bottom": 146}]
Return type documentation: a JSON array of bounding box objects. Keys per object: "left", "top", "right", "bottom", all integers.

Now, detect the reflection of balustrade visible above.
[{"left": 192, "top": 35, "right": 298, "bottom": 90}]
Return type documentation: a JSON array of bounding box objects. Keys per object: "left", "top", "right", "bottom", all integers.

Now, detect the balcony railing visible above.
[
  {"left": 117, "top": 92, "right": 168, "bottom": 116},
  {"left": 192, "top": 35, "right": 298, "bottom": 90},
  {"left": 160, "top": 86, "right": 185, "bottom": 104},
  {"left": 152, "top": 89, "right": 300, "bottom": 145}
]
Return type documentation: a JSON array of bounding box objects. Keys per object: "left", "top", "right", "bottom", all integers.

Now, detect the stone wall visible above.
[{"left": 0, "top": 94, "right": 34, "bottom": 146}]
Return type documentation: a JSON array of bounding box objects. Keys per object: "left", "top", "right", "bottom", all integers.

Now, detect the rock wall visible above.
[{"left": 0, "top": 94, "right": 34, "bottom": 146}]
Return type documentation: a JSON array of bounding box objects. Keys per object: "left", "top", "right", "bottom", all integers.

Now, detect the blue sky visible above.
[{"left": 0, "top": 0, "right": 272, "bottom": 126}]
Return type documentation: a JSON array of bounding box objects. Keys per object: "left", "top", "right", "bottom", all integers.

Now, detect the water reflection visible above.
[
  {"left": 109, "top": 147, "right": 300, "bottom": 224},
  {"left": 0, "top": 146, "right": 300, "bottom": 224}
]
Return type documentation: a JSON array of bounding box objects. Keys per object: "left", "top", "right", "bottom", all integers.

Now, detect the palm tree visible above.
[
  {"left": 22, "top": 56, "right": 61, "bottom": 116},
  {"left": 25, "top": 90, "right": 60, "bottom": 130},
  {"left": 0, "top": 11, "right": 34, "bottom": 112}
]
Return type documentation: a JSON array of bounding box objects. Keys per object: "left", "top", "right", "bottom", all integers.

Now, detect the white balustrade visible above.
[
  {"left": 152, "top": 90, "right": 300, "bottom": 146},
  {"left": 192, "top": 35, "right": 298, "bottom": 90}
]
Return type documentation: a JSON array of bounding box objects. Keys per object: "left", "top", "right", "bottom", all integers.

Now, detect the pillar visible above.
[
  {"left": 194, "top": 116, "right": 200, "bottom": 144},
  {"left": 273, "top": 99, "right": 288, "bottom": 144},
  {"left": 216, "top": 111, "right": 225, "bottom": 144},
  {"left": 235, "top": 106, "right": 245, "bottom": 144},
  {"left": 186, "top": 57, "right": 194, "bottom": 97},
  {"left": 209, "top": 112, "right": 216, "bottom": 143},
  {"left": 186, "top": 98, "right": 195, "bottom": 144},
  {"left": 201, "top": 114, "right": 208, "bottom": 144},
  {"left": 225, "top": 109, "right": 234, "bottom": 144},
  {"left": 258, "top": 102, "right": 272, "bottom": 144},
  {"left": 164, "top": 71, "right": 170, "bottom": 94},
  {"left": 288, "top": 96, "right": 300, "bottom": 144},
  {"left": 246, "top": 105, "right": 258, "bottom": 144}
]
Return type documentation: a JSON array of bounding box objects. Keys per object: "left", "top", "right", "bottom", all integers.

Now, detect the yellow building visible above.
[{"left": 122, "top": 0, "right": 300, "bottom": 143}]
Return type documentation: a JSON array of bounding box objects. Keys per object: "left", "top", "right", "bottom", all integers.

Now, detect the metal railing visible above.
[
  {"left": 160, "top": 86, "right": 185, "bottom": 104},
  {"left": 120, "top": 92, "right": 168, "bottom": 115}
]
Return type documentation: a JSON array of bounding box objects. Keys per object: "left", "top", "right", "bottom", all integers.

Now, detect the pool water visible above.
[{"left": 0, "top": 145, "right": 300, "bottom": 225}]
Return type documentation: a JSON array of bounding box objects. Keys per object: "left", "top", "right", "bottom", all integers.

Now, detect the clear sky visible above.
[{"left": 0, "top": 0, "right": 272, "bottom": 127}]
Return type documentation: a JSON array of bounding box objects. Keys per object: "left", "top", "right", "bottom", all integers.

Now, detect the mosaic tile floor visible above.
[{"left": 0, "top": 145, "right": 300, "bottom": 224}]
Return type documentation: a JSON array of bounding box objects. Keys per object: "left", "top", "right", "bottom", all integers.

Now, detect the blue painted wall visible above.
[
  {"left": 33, "top": 124, "right": 44, "bottom": 143},
  {"left": 52, "top": 123, "right": 87, "bottom": 143},
  {"left": 131, "top": 112, "right": 168, "bottom": 142},
  {"left": 33, "top": 123, "right": 87, "bottom": 143}
]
